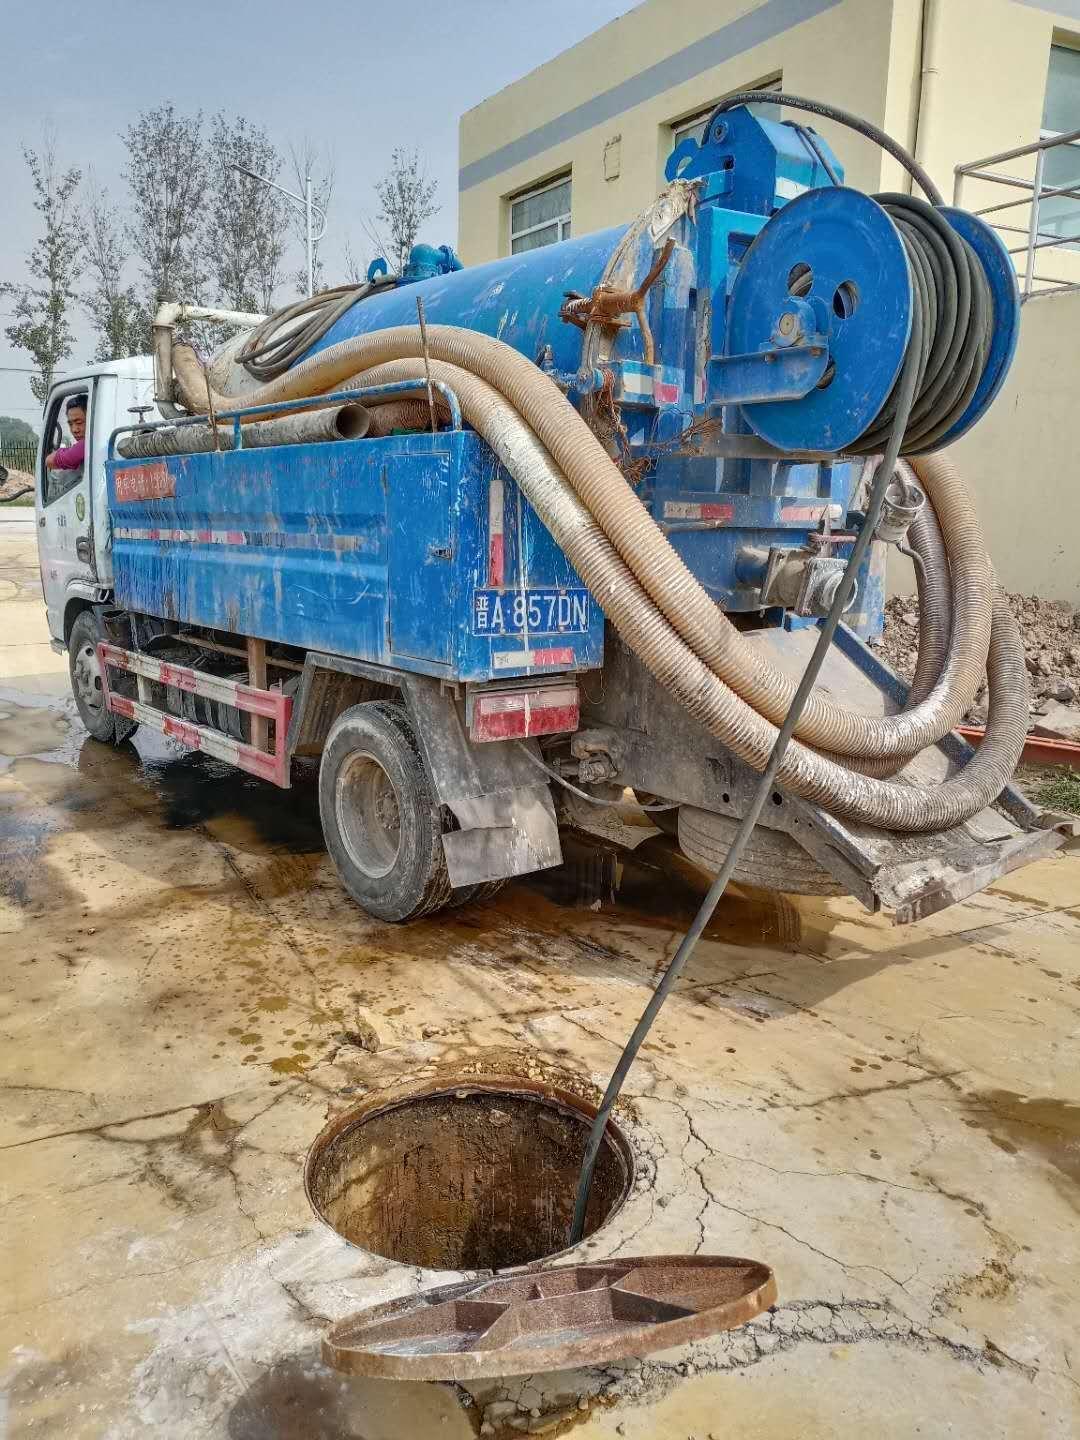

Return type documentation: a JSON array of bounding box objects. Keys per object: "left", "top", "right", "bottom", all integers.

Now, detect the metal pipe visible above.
[
  {"left": 306, "top": 174, "right": 314, "bottom": 300},
  {"left": 955, "top": 125, "right": 1080, "bottom": 174},
  {"left": 915, "top": 0, "right": 946, "bottom": 186},
  {"left": 151, "top": 300, "right": 267, "bottom": 416},
  {"left": 116, "top": 403, "right": 370, "bottom": 458},
  {"left": 1024, "top": 149, "right": 1047, "bottom": 300}
]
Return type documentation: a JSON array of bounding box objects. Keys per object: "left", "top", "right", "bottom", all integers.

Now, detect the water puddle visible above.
[{"left": 962, "top": 1088, "right": 1080, "bottom": 1201}]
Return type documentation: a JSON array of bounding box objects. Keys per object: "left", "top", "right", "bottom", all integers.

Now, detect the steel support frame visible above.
[{"left": 97, "top": 642, "right": 293, "bottom": 787}]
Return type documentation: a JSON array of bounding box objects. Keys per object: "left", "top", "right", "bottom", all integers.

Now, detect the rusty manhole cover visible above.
[{"left": 323, "top": 1255, "right": 776, "bottom": 1380}]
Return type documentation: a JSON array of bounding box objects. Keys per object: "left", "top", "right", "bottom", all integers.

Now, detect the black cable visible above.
[
  {"left": 237, "top": 279, "right": 396, "bottom": 381},
  {"left": 707, "top": 92, "right": 944, "bottom": 205},
  {"left": 514, "top": 739, "right": 679, "bottom": 811},
  {"left": 568, "top": 316, "right": 924, "bottom": 1246},
  {"left": 568, "top": 98, "right": 999, "bottom": 1247}
]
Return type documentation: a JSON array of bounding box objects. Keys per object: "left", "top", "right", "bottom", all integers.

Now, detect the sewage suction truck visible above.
[{"left": 34, "top": 97, "right": 1072, "bottom": 922}]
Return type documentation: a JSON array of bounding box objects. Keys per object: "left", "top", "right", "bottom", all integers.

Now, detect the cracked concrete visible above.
[{"left": 2, "top": 524, "right": 1080, "bottom": 1437}]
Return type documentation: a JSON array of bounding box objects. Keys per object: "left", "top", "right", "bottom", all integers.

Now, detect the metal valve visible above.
[{"left": 874, "top": 472, "right": 926, "bottom": 545}]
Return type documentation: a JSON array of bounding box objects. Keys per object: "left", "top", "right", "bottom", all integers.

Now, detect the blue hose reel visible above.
[{"left": 722, "top": 186, "right": 1020, "bottom": 453}]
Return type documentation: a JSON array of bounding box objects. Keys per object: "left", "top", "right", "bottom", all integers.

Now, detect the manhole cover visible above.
[
  {"left": 305, "top": 1076, "right": 634, "bottom": 1271},
  {"left": 322, "top": 1255, "right": 777, "bottom": 1380}
]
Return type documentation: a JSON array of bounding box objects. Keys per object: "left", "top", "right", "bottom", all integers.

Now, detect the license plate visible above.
[{"left": 473, "top": 587, "right": 590, "bottom": 636}]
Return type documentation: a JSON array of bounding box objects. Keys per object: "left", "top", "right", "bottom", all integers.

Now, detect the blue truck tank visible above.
[{"left": 106, "top": 109, "right": 882, "bottom": 685}]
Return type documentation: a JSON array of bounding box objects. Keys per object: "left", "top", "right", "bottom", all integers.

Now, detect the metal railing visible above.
[
  {"left": 954, "top": 127, "right": 1080, "bottom": 301},
  {"left": 0, "top": 440, "right": 38, "bottom": 476}
]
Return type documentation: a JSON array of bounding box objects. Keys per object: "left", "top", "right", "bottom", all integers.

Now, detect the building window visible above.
[
  {"left": 1040, "top": 43, "right": 1080, "bottom": 246},
  {"left": 509, "top": 176, "right": 572, "bottom": 254},
  {"left": 670, "top": 78, "right": 782, "bottom": 150}
]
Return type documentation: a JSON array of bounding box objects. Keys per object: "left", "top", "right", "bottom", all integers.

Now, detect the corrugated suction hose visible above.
[{"left": 172, "top": 322, "right": 1025, "bottom": 833}]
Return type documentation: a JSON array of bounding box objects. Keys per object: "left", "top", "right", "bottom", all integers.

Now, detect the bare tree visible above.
[
  {"left": 0, "top": 133, "right": 84, "bottom": 403},
  {"left": 287, "top": 139, "right": 334, "bottom": 295},
  {"left": 373, "top": 148, "right": 439, "bottom": 273},
  {"left": 122, "top": 104, "right": 210, "bottom": 344},
  {"left": 82, "top": 176, "right": 142, "bottom": 361},
  {"left": 205, "top": 114, "right": 289, "bottom": 314},
  {"left": 342, "top": 236, "right": 370, "bottom": 286}
]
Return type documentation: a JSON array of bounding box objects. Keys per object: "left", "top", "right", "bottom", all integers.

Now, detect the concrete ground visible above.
[{"left": 2, "top": 519, "right": 1079, "bottom": 1439}]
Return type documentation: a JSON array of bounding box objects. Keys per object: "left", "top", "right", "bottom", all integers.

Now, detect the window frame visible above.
[
  {"left": 508, "top": 173, "right": 572, "bottom": 256},
  {"left": 668, "top": 77, "right": 783, "bottom": 152},
  {"left": 1038, "top": 41, "right": 1080, "bottom": 248},
  {"left": 39, "top": 382, "right": 93, "bottom": 507}
]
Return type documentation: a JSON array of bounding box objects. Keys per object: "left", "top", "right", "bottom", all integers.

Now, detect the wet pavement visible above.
[{"left": 2, "top": 524, "right": 1080, "bottom": 1438}]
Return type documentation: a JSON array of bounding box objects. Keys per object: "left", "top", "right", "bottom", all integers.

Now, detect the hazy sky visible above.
[{"left": 0, "top": 0, "right": 637, "bottom": 422}]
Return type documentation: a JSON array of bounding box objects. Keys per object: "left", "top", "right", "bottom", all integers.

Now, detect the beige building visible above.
[{"left": 458, "top": 0, "right": 1080, "bottom": 602}]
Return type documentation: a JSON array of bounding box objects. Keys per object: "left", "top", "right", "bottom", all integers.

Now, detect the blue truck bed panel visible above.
[{"left": 108, "top": 431, "right": 603, "bottom": 682}]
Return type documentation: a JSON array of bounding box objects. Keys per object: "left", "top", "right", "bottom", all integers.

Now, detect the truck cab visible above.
[{"left": 37, "top": 358, "right": 159, "bottom": 649}]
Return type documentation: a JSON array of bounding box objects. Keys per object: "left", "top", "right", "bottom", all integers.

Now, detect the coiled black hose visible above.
[
  {"left": 858, "top": 195, "right": 993, "bottom": 456},
  {"left": 237, "top": 280, "right": 395, "bottom": 381}
]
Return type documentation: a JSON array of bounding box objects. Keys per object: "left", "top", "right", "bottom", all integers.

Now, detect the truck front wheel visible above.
[
  {"left": 68, "top": 611, "right": 137, "bottom": 745},
  {"left": 319, "top": 701, "right": 453, "bottom": 923}
]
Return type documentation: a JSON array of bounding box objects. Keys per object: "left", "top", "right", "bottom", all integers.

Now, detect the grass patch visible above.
[{"left": 1033, "top": 768, "right": 1080, "bottom": 816}]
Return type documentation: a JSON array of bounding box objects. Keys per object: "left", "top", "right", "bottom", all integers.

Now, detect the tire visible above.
[
  {"left": 634, "top": 790, "right": 679, "bottom": 837},
  {"left": 318, "top": 701, "right": 453, "bottom": 922},
  {"left": 677, "top": 805, "right": 844, "bottom": 897},
  {"left": 447, "top": 878, "right": 508, "bottom": 909},
  {"left": 68, "top": 610, "right": 137, "bottom": 745}
]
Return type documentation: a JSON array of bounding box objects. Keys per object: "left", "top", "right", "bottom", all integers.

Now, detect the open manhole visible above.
[{"left": 306, "top": 1076, "right": 634, "bottom": 1271}]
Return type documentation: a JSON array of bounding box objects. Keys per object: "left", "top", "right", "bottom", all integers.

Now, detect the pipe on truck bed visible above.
[{"left": 116, "top": 401, "right": 372, "bottom": 458}]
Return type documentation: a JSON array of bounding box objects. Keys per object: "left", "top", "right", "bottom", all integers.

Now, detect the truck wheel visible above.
[
  {"left": 68, "top": 611, "right": 137, "bottom": 745},
  {"left": 319, "top": 701, "right": 453, "bottom": 922},
  {"left": 677, "top": 805, "right": 843, "bottom": 896}
]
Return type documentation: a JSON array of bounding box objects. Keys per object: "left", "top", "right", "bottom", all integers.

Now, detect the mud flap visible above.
[{"left": 400, "top": 674, "right": 562, "bottom": 887}]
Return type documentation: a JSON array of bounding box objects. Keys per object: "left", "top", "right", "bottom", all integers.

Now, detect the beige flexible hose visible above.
[
  {"left": 172, "top": 328, "right": 990, "bottom": 766},
  {"left": 235, "top": 349, "right": 1027, "bottom": 834}
]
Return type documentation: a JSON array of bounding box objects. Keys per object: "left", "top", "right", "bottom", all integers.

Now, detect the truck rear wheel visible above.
[
  {"left": 68, "top": 610, "right": 137, "bottom": 745},
  {"left": 319, "top": 701, "right": 453, "bottom": 922}
]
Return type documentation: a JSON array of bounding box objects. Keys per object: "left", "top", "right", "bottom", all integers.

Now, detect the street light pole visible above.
[
  {"left": 231, "top": 164, "right": 327, "bottom": 299},
  {"left": 305, "top": 174, "right": 314, "bottom": 300}
]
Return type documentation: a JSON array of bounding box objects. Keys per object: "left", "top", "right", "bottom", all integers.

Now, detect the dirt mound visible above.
[
  {"left": 0, "top": 468, "right": 34, "bottom": 502},
  {"left": 877, "top": 592, "right": 1080, "bottom": 725}
]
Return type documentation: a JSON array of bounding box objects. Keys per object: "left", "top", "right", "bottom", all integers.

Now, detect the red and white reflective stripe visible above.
[
  {"left": 470, "top": 684, "right": 580, "bottom": 743},
  {"left": 97, "top": 644, "right": 281, "bottom": 717},
  {"left": 107, "top": 696, "right": 284, "bottom": 784},
  {"left": 491, "top": 646, "right": 575, "bottom": 671},
  {"left": 114, "top": 526, "right": 245, "bottom": 545},
  {"left": 620, "top": 370, "right": 654, "bottom": 397},
  {"left": 487, "top": 477, "right": 505, "bottom": 587},
  {"left": 781, "top": 503, "right": 843, "bottom": 524},
  {"left": 97, "top": 642, "right": 292, "bottom": 788},
  {"left": 655, "top": 380, "right": 680, "bottom": 405},
  {"left": 662, "top": 501, "right": 735, "bottom": 523}
]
